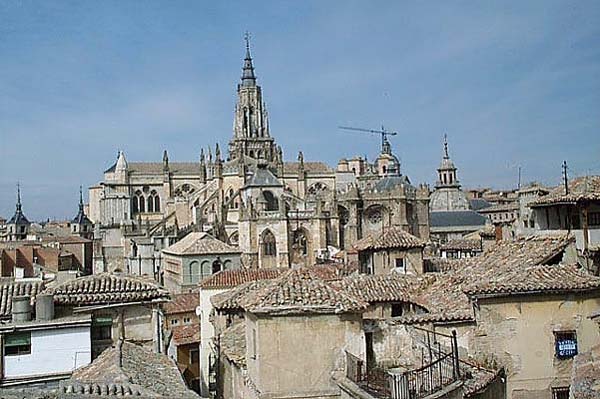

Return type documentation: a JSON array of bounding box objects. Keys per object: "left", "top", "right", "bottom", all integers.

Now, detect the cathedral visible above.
[{"left": 88, "top": 38, "right": 430, "bottom": 279}]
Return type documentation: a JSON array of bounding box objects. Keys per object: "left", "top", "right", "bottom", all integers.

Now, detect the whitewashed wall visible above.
[{"left": 4, "top": 326, "right": 91, "bottom": 378}]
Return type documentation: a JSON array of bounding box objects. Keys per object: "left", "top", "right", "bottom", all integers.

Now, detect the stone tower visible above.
[
  {"left": 71, "top": 186, "right": 94, "bottom": 239},
  {"left": 7, "top": 184, "right": 30, "bottom": 241},
  {"left": 228, "top": 34, "right": 277, "bottom": 163},
  {"left": 430, "top": 135, "right": 469, "bottom": 211}
]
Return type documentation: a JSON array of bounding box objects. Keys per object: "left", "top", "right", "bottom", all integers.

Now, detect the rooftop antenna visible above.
[
  {"left": 562, "top": 160, "right": 569, "bottom": 195},
  {"left": 338, "top": 125, "right": 398, "bottom": 150}
]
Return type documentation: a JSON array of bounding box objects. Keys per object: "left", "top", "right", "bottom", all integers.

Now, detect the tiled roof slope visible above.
[
  {"left": 464, "top": 263, "right": 600, "bottom": 297},
  {"left": 239, "top": 268, "right": 368, "bottom": 315},
  {"left": 220, "top": 322, "right": 247, "bottom": 368},
  {"left": 61, "top": 341, "right": 199, "bottom": 398},
  {"left": 530, "top": 175, "right": 600, "bottom": 206},
  {"left": 439, "top": 239, "right": 482, "bottom": 251},
  {"left": 163, "top": 232, "right": 240, "bottom": 256},
  {"left": 340, "top": 235, "right": 581, "bottom": 324},
  {"left": 162, "top": 292, "right": 198, "bottom": 315},
  {"left": 0, "top": 280, "right": 44, "bottom": 319},
  {"left": 200, "top": 268, "right": 285, "bottom": 289},
  {"left": 47, "top": 273, "right": 170, "bottom": 306},
  {"left": 211, "top": 279, "right": 271, "bottom": 311},
  {"left": 352, "top": 226, "right": 425, "bottom": 251},
  {"left": 171, "top": 324, "right": 200, "bottom": 346}
]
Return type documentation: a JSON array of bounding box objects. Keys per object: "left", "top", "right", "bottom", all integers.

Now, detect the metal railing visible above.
[{"left": 345, "top": 329, "right": 460, "bottom": 399}]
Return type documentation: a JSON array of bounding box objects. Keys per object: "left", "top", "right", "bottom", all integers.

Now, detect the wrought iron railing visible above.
[{"left": 345, "top": 329, "right": 460, "bottom": 399}]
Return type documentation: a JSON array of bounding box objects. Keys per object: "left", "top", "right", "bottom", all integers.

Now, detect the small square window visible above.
[
  {"left": 555, "top": 331, "right": 577, "bottom": 359},
  {"left": 391, "top": 303, "right": 403, "bottom": 317},
  {"left": 4, "top": 331, "right": 31, "bottom": 356},
  {"left": 395, "top": 258, "right": 406, "bottom": 273}
]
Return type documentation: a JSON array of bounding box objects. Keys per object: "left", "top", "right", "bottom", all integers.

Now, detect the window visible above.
[
  {"left": 524, "top": 220, "right": 528, "bottom": 228},
  {"left": 530, "top": 219, "right": 535, "bottom": 228},
  {"left": 183, "top": 317, "right": 191, "bottom": 324},
  {"left": 212, "top": 258, "right": 222, "bottom": 274},
  {"left": 134, "top": 190, "right": 145, "bottom": 213},
  {"left": 92, "top": 316, "right": 113, "bottom": 341},
  {"left": 589, "top": 212, "right": 600, "bottom": 227},
  {"left": 190, "top": 348, "right": 199, "bottom": 364},
  {"left": 4, "top": 331, "right": 31, "bottom": 356},
  {"left": 185, "top": 261, "right": 200, "bottom": 284},
  {"left": 555, "top": 331, "right": 577, "bottom": 359},
  {"left": 262, "top": 230, "right": 276, "bottom": 256},
  {"left": 391, "top": 303, "right": 403, "bottom": 317},
  {"left": 171, "top": 319, "right": 179, "bottom": 326},
  {"left": 395, "top": 258, "right": 406, "bottom": 273},
  {"left": 552, "top": 387, "right": 570, "bottom": 399}
]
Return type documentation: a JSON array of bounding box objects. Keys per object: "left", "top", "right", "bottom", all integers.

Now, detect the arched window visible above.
[
  {"left": 147, "top": 196, "right": 154, "bottom": 212},
  {"left": 135, "top": 191, "right": 145, "bottom": 213},
  {"left": 132, "top": 196, "right": 139, "bottom": 213},
  {"left": 229, "top": 231, "right": 239, "bottom": 246},
  {"left": 147, "top": 190, "right": 159, "bottom": 213},
  {"left": 186, "top": 261, "right": 200, "bottom": 284},
  {"left": 154, "top": 194, "right": 160, "bottom": 212},
  {"left": 262, "top": 230, "right": 276, "bottom": 256},
  {"left": 212, "top": 257, "right": 223, "bottom": 274}
]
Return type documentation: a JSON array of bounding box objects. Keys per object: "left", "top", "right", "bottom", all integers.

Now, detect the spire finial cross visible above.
[
  {"left": 244, "top": 31, "right": 251, "bottom": 51},
  {"left": 443, "top": 134, "right": 449, "bottom": 158}
]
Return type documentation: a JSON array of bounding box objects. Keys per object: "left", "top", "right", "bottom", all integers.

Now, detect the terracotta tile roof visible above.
[
  {"left": 163, "top": 232, "right": 240, "bottom": 256},
  {"left": 335, "top": 273, "right": 431, "bottom": 304},
  {"left": 460, "top": 360, "right": 504, "bottom": 397},
  {"left": 162, "top": 292, "right": 198, "bottom": 315},
  {"left": 464, "top": 225, "right": 495, "bottom": 240},
  {"left": 343, "top": 235, "right": 578, "bottom": 324},
  {"left": 220, "top": 322, "right": 247, "bottom": 368},
  {"left": 62, "top": 340, "right": 199, "bottom": 398},
  {"left": 0, "top": 279, "right": 44, "bottom": 319},
  {"left": 238, "top": 267, "right": 368, "bottom": 315},
  {"left": 47, "top": 273, "right": 170, "bottom": 306},
  {"left": 530, "top": 175, "right": 600, "bottom": 206},
  {"left": 211, "top": 264, "right": 358, "bottom": 311},
  {"left": 439, "top": 239, "right": 482, "bottom": 252},
  {"left": 211, "top": 279, "right": 271, "bottom": 311},
  {"left": 171, "top": 324, "right": 200, "bottom": 346},
  {"left": 352, "top": 226, "right": 425, "bottom": 252},
  {"left": 199, "top": 268, "right": 285, "bottom": 289},
  {"left": 464, "top": 263, "right": 600, "bottom": 297}
]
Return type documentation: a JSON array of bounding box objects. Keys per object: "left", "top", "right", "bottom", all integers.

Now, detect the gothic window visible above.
[
  {"left": 308, "top": 182, "right": 329, "bottom": 196},
  {"left": 154, "top": 193, "right": 160, "bottom": 212},
  {"left": 132, "top": 196, "right": 139, "bottom": 213},
  {"left": 366, "top": 206, "right": 383, "bottom": 225},
  {"left": 147, "top": 195, "right": 154, "bottom": 212},
  {"left": 135, "top": 191, "right": 145, "bottom": 213},
  {"left": 262, "top": 230, "right": 276, "bottom": 256}
]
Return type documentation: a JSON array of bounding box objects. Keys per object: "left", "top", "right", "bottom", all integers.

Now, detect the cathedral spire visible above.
[
  {"left": 241, "top": 32, "right": 257, "bottom": 87},
  {"left": 16, "top": 182, "right": 22, "bottom": 212},
  {"left": 79, "top": 185, "right": 84, "bottom": 211}
]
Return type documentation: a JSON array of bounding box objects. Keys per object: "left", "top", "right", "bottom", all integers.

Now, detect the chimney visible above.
[
  {"left": 35, "top": 294, "right": 55, "bottom": 321},
  {"left": 12, "top": 295, "right": 32, "bottom": 322}
]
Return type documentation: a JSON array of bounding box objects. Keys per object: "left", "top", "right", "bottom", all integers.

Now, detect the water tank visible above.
[
  {"left": 12, "top": 295, "right": 32, "bottom": 322},
  {"left": 35, "top": 294, "right": 55, "bottom": 321}
]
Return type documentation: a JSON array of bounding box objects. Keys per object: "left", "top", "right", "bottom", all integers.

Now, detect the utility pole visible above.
[{"left": 562, "top": 161, "right": 569, "bottom": 195}]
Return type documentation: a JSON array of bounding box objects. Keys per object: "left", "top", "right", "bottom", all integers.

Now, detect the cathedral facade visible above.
[{"left": 88, "top": 40, "right": 430, "bottom": 280}]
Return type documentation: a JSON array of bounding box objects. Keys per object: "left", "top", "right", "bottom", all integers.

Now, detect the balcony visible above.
[{"left": 345, "top": 329, "right": 461, "bottom": 399}]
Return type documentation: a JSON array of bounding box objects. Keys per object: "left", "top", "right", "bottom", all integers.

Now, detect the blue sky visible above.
[{"left": 1, "top": 1, "right": 599, "bottom": 220}]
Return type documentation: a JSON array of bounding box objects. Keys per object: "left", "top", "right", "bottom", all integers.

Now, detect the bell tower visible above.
[{"left": 228, "top": 33, "right": 277, "bottom": 163}]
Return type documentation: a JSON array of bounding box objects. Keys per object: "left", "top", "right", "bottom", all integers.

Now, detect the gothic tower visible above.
[{"left": 228, "top": 34, "right": 277, "bottom": 163}]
